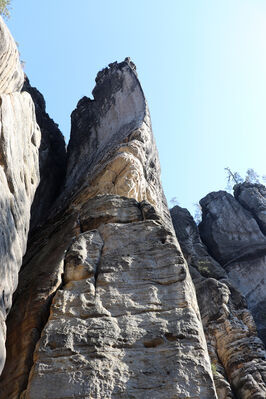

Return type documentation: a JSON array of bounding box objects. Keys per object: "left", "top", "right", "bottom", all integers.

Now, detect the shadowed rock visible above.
[
  {"left": 22, "top": 77, "right": 67, "bottom": 231},
  {"left": 234, "top": 182, "right": 266, "bottom": 236},
  {"left": 199, "top": 190, "right": 266, "bottom": 345}
]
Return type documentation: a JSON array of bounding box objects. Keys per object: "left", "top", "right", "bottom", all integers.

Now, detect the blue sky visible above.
[{"left": 6, "top": 0, "right": 266, "bottom": 214}]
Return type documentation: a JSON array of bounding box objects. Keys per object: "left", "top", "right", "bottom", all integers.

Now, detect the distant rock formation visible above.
[{"left": 199, "top": 189, "right": 266, "bottom": 344}]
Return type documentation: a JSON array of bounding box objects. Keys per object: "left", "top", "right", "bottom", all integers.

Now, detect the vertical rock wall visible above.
[{"left": 0, "top": 16, "right": 41, "bottom": 375}]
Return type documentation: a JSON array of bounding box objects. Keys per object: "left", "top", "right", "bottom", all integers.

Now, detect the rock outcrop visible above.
[
  {"left": 0, "top": 16, "right": 41, "bottom": 375},
  {"left": 171, "top": 205, "right": 266, "bottom": 399},
  {"left": 0, "top": 60, "right": 217, "bottom": 398},
  {"left": 199, "top": 190, "right": 266, "bottom": 345}
]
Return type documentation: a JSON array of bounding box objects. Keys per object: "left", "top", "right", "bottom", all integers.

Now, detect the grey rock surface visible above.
[
  {"left": 199, "top": 190, "right": 266, "bottom": 345},
  {"left": 234, "top": 182, "right": 266, "bottom": 235},
  {"left": 0, "top": 18, "right": 41, "bottom": 375},
  {"left": 199, "top": 191, "right": 266, "bottom": 265}
]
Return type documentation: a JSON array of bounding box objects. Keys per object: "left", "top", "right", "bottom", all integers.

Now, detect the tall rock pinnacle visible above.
[
  {"left": 0, "top": 59, "right": 217, "bottom": 398},
  {"left": 0, "top": 15, "right": 265, "bottom": 399}
]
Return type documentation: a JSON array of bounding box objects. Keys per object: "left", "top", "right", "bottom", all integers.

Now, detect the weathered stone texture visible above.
[
  {"left": 25, "top": 220, "right": 216, "bottom": 399},
  {"left": 171, "top": 205, "right": 266, "bottom": 399},
  {"left": 0, "top": 18, "right": 41, "bottom": 374},
  {"left": 199, "top": 191, "right": 266, "bottom": 266}
]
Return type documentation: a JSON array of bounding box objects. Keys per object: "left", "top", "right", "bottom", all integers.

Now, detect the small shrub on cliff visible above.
[
  {"left": 211, "top": 363, "right": 218, "bottom": 376},
  {"left": 225, "top": 167, "right": 266, "bottom": 192},
  {"left": 0, "top": 0, "right": 11, "bottom": 19}
]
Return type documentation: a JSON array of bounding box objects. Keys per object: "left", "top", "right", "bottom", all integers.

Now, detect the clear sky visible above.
[{"left": 6, "top": 0, "right": 266, "bottom": 215}]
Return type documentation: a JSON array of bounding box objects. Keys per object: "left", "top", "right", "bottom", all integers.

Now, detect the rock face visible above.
[
  {"left": 0, "top": 16, "right": 24, "bottom": 94},
  {"left": 234, "top": 182, "right": 266, "bottom": 235},
  {"left": 199, "top": 190, "right": 266, "bottom": 345},
  {"left": 170, "top": 206, "right": 226, "bottom": 280},
  {"left": 0, "top": 60, "right": 218, "bottom": 399},
  {"left": 0, "top": 16, "right": 41, "bottom": 375},
  {"left": 171, "top": 205, "right": 266, "bottom": 399}
]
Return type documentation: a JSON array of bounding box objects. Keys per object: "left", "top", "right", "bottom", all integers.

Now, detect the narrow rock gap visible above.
[
  {"left": 19, "top": 220, "right": 83, "bottom": 397},
  {"left": 17, "top": 279, "right": 64, "bottom": 398}
]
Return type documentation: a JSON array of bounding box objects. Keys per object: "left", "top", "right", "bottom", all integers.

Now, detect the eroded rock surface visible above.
[
  {"left": 171, "top": 205, "right": 266, "bottom": 399},
  {"left": 25, "top": 220, "right": 215, "bottom": 399},
  {"left": 0, "top": 60, "right": 217, "bottom": 399},
  {"left": 0, "top": 17, "right": 41, "bottom": 374},
  {"left": 199, "top": 190, "right": 266, "bottom": 345}
]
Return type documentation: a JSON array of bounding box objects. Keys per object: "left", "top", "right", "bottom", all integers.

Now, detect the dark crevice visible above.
[{"left": 1, "top": 274, "right": 64, "bottom": 398}]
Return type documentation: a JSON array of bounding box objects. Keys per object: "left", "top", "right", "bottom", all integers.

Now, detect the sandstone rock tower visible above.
[{"left": 0, "top": 16, "right": 265, "bottom": 399}]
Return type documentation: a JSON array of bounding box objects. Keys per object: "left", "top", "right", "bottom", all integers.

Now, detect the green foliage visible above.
[
  {"left": 0, "top": 0, "right": 11, "bottom": 19},
  {"left": 211, "top": 363, "right": 218, "bottom": 376}
]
